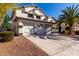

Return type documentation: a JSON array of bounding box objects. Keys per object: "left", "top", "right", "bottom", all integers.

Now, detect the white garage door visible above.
[
  {"left": 23, "top": 26, "right": 33, "bottom": 36},
  {"left": 35, "top": 27, "right": 46, "bottom": 35}
]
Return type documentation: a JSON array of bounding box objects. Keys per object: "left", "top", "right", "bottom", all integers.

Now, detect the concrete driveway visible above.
[{"left": 24, "top": 34, "right": 79, "bottom": 56}]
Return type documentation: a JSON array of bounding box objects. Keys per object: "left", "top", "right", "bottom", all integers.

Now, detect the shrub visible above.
[
  {"left": 0, "top": 31, "right": 14, "bottom": 42},
  {"left": 61, "top": 31, "right": 65, "bottom": 34},
  {"left": 65, "top": 30, "right": 70, "bottom": 35},
  {"left": 75, "top": 31, "right": 79, "bottom": 35},
  {"left": 65, "top": 27, "right": 70, "bottom": 30}
]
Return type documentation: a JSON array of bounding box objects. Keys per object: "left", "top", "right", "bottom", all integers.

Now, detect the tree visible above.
[
  {"left": 2, "top": 15, "right": 11, "bottom": 30},
  {"left": 58, "top": 4, "right": 79, "bottom": 34},
  {"left": 0, "top": 3, "right": 16, "bottom": 27}
]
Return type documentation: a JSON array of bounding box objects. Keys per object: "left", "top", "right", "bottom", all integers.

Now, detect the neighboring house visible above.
[
  {"left": 59, "top": 22, "right": 79, "bottom": 33},
  {"left": 73, "top": 23, "right": 79, "bottom": 31},
  {"left": 11, "top": 4, "right": 56, "bottom": 36}
]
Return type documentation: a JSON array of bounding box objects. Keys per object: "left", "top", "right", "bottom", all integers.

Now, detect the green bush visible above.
[
  {"left": 0, "top": 31, "right": 14, "bottom": 42},
  {"left": 75, "top": 31, "right": 79, "bottom": 35}
]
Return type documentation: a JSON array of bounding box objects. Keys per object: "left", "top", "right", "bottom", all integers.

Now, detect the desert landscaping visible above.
[
  {"left": 0, "top": 3, "right": 79, "bottom": 56},
  {"left": 0, "top": 36, "right": 48, "bottom": 56}
]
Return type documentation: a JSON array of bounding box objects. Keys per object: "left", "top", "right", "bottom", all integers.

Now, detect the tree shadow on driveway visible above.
[{"left": 67, "top": 35, "right": 79, "bottom": 41}]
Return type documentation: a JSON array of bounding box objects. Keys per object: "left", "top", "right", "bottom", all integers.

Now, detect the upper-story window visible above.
[
  {"left": 28, "top": 14, "right": 33, "bottom": 18},
  {"left": 36, "top": 15, "right": 41, "bottom": 19}
]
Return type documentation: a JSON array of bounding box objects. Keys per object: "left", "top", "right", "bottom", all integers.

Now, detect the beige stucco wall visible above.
[
  {"left": 17, "top": 19, "right": 53, "bottom": 36},
  {"left": 16, "top": 10, "right": 28, "bottom": 18},
  {"left": 74, "top": 23, "right": 79, "bottom": 31},
  {"left": 15, "top": 6, "right": 55, "bottom": 22},
  {"left": 12, "top": 5, "right": 56, "bottom": 36},
  {"left": 25, "top": 7, "right": 34, "bottom": 12}
]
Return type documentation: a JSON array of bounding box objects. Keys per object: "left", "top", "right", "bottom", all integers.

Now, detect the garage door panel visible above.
[{"left": 23, "top": 26, "right": 34, "bottom": 35}]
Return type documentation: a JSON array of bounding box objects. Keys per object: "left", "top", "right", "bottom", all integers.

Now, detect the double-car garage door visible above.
[{"left": 23, "top": 25, "right": 46, "bottom": 35}]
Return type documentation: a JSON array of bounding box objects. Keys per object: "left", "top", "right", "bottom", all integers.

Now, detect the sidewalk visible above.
[{"left": 24, "top": 35, "right": 79, "bottom": 56}]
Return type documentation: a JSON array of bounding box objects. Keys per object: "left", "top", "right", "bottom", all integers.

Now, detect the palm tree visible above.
[{"left": 58, "top": 4, "right": 79, "bottom": 34}]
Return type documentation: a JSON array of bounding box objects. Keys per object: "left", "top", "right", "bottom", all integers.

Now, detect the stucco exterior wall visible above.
[
  {"left": 74, "top": 23, "right": 79, "bottom": 31},
  {"left": 16, "top": 10, "right": 28, "bottom": 18},
  {"left": 17, "top": 19, "right": 52, "bottom": 36},
  {"left": 15, "top": 6, "right": 54, "bottom": 22},
  {"left": 12, "top": 5, "right": 56, "bottom": 36},
  {"left": 48, "top": 17, "right": 56, "bottom": 23},
  {"left": 25, "top": 7, "right": 34, "bottom": 12}
]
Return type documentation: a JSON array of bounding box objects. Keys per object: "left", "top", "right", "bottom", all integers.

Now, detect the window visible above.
[
  {"left": 19, "top": 33, "right": 22, "bottom": 35},
  {"left": 45, "top": 27, "right": 47, "bottom": 29},
  {"left": 36, "top": 15, "right": 41, "bottom": 19},
  {"left": 28, "top": 14, "right": 33, "bottom": 18},
  {"left": 19, "top": 25, "right": 23, "bottom": 28}
]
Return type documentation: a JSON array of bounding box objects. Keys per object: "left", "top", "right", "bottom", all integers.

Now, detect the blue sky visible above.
[{"left": 8, "top": 3, "right": 78, "bottom": 20}]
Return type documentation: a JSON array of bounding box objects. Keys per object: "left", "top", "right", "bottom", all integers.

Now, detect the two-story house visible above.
[{"left": 11, "top": 4, "right": 56, "bottom": 36}]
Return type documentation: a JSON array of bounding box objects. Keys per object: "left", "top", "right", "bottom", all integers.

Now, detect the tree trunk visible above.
[
  {"left": 69, "top": 25, "right": 75, "bottom": 35},
  {"left": 0, "top": 15, "right": 6, "bottom": 28},
  {"left": 0, "top": 18, "right": 3, "bottom": 27}
]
